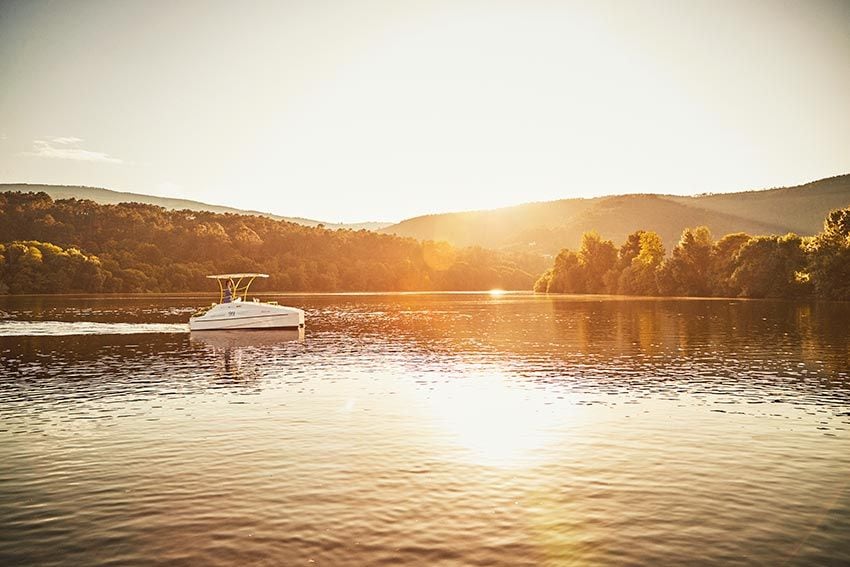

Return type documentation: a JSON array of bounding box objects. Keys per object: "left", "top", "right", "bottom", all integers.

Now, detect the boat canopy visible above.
[
  {"left": 206, "top": 273, "right": 269, "bottom": 279},
  {"left": 205, "top": 273, "right": 269, "bottom": 302}
]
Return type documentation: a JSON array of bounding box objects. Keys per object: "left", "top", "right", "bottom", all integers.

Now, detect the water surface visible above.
[{"left": 1, "top": 293, "right": 849, "bottom": 565}]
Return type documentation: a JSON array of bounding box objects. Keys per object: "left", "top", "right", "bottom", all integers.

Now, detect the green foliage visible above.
[
  {"left": 0, "top": 240, "right": 108, "bottom": 293},
  {"left": 536, "top": 209, "right": 850, "bottom": 300},
  {"left": 731, "top": 234, "right": 810, "bottom": 298},
  {"left": 533, "top": 269, "right": 553, "bottom": 293},
  {"left": 635, "top": 231, "right": 665, "bottom": 268},
  {"left": 617, "top": 230, "right": 665, "bottom": 295},
  {"left": 805, "top": 208, "right": 850, "bottom": 300},
  {"left": 539, "top": 232, "right": 617, "bottom": 294},
  {"left": 0, "top": 192, "right": 544, "bottom": 294},
  {"left": 578, "top": 232, "right": 617, "bottom": 293},
  {"left": 616, "top": 230, "right": 645, "bottom": 271},
  {"left": 662, "top": 226, "right": 714, "bottom": 296},
  {"left": 546, "top": 249, "right": 585, "bottom": 293},
  {"left": 708, "top": 233, "right": 752, "bottom": 297}
]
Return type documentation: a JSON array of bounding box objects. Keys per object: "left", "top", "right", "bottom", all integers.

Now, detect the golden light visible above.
[
  {"left": 422, "top": 371, "right": 572, "bottom": 469},
  {"left": 489, "top": 289, "right": 507, "bottom": 296}
]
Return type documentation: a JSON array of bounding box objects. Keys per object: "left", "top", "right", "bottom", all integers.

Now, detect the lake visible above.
[{"left": 1, "top": 293, "right": 849, "bottom": 565}]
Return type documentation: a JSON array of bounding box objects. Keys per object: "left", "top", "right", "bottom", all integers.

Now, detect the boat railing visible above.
[{"left": 193, "top": 303, "right": 216, "bottom": 317}]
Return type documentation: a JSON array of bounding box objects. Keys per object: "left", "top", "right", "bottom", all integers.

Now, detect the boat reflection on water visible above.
[
  {"left": 190, "top": 328, "right": 305, "bottom": 380},
  {"left": 189, "top": 328, "right": 305, "bottom": 349}
]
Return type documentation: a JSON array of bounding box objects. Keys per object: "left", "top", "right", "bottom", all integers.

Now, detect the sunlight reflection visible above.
[
  {"left": 488, "top": 289, "right": 507, "bottom": 296},
  {"left": 424, "top": 371, "right": 570, "bottom": 469}
]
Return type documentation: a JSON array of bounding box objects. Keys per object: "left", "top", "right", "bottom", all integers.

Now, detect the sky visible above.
[{"left": 1, "top": 0, "right": 849, "bottom": 223}]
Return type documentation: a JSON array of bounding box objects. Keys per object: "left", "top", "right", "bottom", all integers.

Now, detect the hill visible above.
[
  {"left": 666, "top": 175, "right": 850, "bottom": 235},
  {"left": 381, "top": 174, "right": 850, "bottom": 254},
  {"left": 0, "top": 184, "right": 390, "bottom": 232},
  {"left": 0, "top": 191, "right": 545, "bottom": 293}
]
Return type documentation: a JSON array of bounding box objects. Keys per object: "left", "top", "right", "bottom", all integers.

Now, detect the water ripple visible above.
[{"left": 0, "top": 294, "right": 849, "bottom": 565}]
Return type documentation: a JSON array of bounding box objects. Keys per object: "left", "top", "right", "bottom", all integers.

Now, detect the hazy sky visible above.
[{"left": 1, "top": 0, "right": 849, "bottom": 222}]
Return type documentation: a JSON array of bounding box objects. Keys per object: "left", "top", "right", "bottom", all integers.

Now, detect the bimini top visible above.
[
  {"left": 205, "top": 273, "right": 269, "bottom": 303},
  {"left": 206, "top": 273, "right": 269, "bottom": 279}
]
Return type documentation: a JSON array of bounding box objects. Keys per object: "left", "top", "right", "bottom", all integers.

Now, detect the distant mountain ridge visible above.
[
  {"left": 5, "top": 174, "right": 849, "bottom": 253},
  {"left": 380, "top": 174, "right": 850, "bottom": 254},
  {"left": 0, "top": 184, "right": 390, "bottom": 231}
]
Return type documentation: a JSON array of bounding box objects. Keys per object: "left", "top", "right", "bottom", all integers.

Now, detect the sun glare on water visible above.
[
  {"left": 489, "top": 289, "right": 506, "bottom": 296},
  {"left": 423, "top": 372, "right": 574, "bottom": 469}
]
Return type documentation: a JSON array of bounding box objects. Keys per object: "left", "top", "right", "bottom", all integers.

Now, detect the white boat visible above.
[{"left": 189, "top": 273, "right": 305, "bottom": 331}]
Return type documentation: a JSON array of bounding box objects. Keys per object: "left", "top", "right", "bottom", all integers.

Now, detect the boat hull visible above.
[
  {"left": 189, "top": 301, "right": 305, "bottom": 331},
  {"left": 190, "top": 328, "right": 305, "bottom": 348}
]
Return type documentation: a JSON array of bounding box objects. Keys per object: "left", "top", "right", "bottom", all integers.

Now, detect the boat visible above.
[{"left": 189, "top": 273, "right": 305, "bottom": 331}]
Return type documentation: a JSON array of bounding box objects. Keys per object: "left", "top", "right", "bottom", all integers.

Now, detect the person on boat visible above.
[{"left": 223, "top": 281, "right": 234, "bottom": 303}]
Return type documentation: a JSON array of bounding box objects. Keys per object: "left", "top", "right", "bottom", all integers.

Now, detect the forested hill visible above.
[
  {"left": 0, "top": 184, "right": 389, "bottom": 232},
  {"left": 380, "top": 174, "right": 850, "bottom": 254},
  {"left": 0, "top": 192, "right": 545, "bottom": 294}
]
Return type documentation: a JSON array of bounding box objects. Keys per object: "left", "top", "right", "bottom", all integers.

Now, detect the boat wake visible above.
[{"left": 0, "top": 320, "right": 188, "bottom": 337}]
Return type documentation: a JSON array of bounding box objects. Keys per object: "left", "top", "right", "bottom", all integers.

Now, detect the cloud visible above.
[
  {"left": 50, "top": 136, "right": 84, "bottom": 145},
  {"left": 25, "top": 138, "right": 123, "bottom": 164}
]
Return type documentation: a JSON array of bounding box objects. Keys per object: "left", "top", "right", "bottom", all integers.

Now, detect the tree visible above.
[
  {"left": 0, "top": 244, "right": 7, "bottom": 294},
  {"left": 731, "top": 234, "right": 810, "bottom": 298},
  {"left": 616, "top": 230, "right": 645, "bottom": 271},
  {"left": 618, "top": 230, "right": 665, "bottom": 295},
  {"left": 577, "top": 232, "right": 617, "bottom": 293},
  {"left": 547, "top": 249, "right": 585, "bottom": 293},
  {"left": 533, "top": 269, "right": 553, "bottom": 292},
  {"left": 534, "top": 210, "right": 850, "bottom": 300},
  {"left": 806, "top": 208, "right": 850, "bottom": 300},
  {"left": 659, "top": 226, "right": 713, "bottom": 296},
  {"left": 0, "top": 240, "right": 109, "bottom": 293},
  {"left": 708, "top": 232, "right": 751, "bottom": 297},
  {"left": 0, "top": 191, "right": 544, "bottom": 293}
]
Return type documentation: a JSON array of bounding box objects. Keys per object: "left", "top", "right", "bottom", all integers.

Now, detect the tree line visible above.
[
  {"left": 534, "top": 208, "right": 850, "bottom": 300},
  {"left": 0, "top": 192, "right": 545, "bottom": 294}
]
